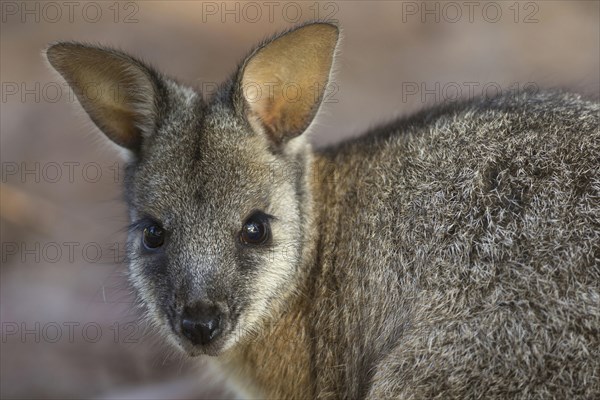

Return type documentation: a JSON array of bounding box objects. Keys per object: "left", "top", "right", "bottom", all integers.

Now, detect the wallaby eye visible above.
[
  {"left": 240, "top": 212, "right": 270, "bottom": 245},
  {"left": 143, "top": 225, "right": 165, "bottom": 249}
]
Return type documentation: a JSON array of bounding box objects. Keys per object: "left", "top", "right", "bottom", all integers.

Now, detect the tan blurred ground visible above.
[{"left": 1, "top": 1, "right": 599, "bottom": 398}]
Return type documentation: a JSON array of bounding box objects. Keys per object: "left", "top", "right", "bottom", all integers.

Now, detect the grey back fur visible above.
[{"left": 309, "top": 90, "right": 599, "bottom": 399}]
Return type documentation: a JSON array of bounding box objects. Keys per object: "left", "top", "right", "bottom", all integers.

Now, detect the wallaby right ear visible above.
[
  {"left": 235, "top": 22, "right": 339, "bottom": 147},
  {"left": 45, "top": 42, "right": 162, "bottom": 152}
]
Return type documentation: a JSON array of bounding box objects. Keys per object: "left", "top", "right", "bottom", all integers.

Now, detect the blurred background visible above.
[{"left": 1, "top": 1, "right": 598, "bottom": 399}]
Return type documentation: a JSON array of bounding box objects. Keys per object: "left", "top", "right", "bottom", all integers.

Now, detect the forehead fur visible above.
[{"left": 127, "top": 83, "right": 277, "bottom": 225}]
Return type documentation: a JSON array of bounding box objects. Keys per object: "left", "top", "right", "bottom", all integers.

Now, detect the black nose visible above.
[{"left": 180, "top": 303, "right": 223, "bottom": 346}]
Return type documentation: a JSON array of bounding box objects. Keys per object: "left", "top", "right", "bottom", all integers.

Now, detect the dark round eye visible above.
[
  {"left": 240, "top": 213, "right": 270, "bottom": 245},
  {"left": 143, "top": 225, "right": 165, "bottom": 249}
]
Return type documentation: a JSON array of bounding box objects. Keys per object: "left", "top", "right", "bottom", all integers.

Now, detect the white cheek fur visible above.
[{"left": 227, "top": 180, "right": 303, "bottom": 347}]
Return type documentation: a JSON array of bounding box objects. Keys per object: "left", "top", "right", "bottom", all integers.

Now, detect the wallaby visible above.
[{"left": 46, "top": 22, "right": 599, "bottom": 399}]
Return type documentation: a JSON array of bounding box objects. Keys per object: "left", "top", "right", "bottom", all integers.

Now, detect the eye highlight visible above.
[
  {"left": 143, "top": 224, "right": 165, "bottom": 249},
  {"left": 240, "top": 211, "right": 271, "bottom": 245}
]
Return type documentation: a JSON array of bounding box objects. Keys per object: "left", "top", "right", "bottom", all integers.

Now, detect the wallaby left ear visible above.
[
  {"left": 236, "top": 22, "right": 339, "bottom": 146},
  {"left": 45, "top": 42, "right": 162, "bottom": 152}
]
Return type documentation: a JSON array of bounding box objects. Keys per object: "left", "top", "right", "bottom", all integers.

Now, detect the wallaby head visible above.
[{"left": 46, "top": 23, "right": 339, "bottom": 356}]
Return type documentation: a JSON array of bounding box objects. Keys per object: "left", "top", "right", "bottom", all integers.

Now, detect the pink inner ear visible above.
[{"left": 240, "top": 23, "right": 339, "bottom": 144}]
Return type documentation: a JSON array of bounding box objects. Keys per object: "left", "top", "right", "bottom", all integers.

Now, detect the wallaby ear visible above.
[
  {"left": 45, "top": 42, "right": 161, "bottom": 152},
  {"left": 237, "top": 22, "right": 339, "bottom": 146}
]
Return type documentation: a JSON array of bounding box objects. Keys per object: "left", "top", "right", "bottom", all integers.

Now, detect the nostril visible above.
[
  {"left": 181, "top": 319, "right": 198, "bottom": 340},
  {"left": 198, "top": 315, "right": 220, "bottom": 338},
  {"left": 180, "top": 305, "right": 223, "bottom": 346}
]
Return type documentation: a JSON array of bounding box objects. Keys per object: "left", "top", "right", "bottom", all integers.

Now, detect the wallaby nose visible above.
[{"left": 181, "top": 303, "right": 223, "bottom": 346}]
